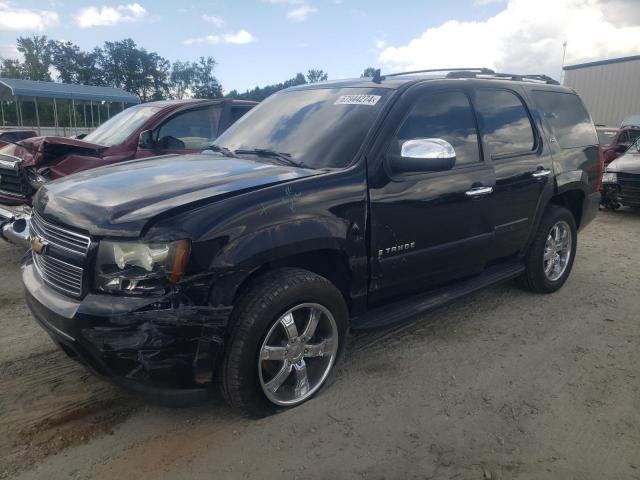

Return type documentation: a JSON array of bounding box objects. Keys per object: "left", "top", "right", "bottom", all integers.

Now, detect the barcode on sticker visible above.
[{"left": 334, "top": 95, "right": 381, "bottom": 106}]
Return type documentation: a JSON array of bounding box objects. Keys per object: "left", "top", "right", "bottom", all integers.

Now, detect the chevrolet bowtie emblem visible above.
[{"left": 30, "top": 235, "right": 48, "bottom": 255}]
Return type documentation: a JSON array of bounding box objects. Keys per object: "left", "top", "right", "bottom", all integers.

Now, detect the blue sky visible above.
[{"left": 1, "top": 0, "right": 639, "bottom": 93}]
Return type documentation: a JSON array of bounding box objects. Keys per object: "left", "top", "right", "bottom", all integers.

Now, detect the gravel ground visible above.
[{"left": 1, "top": 208, "right": 639, "bottom": 480}]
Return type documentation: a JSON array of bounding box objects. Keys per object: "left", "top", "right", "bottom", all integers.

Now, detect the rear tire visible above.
[
  {"left": 517, "top": 205, "right": 577, "bottom": 294},
  {"left": 221, "top": 268, "right": 348, "bottom": 417}
]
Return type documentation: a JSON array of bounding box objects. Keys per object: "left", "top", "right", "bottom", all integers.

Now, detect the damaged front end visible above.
[
  {"left": 1, "top": 137, "right": 107, "bottom": 245},
  {"left": 0, "top": 137, "right": 106, "bottom": 205},
  {"left": 22, "top": 254, "right": 239, "bottom": 406}
]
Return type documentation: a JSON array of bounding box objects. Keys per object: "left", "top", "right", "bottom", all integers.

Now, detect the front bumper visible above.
[
  {"left": 22, "top": 257, "right": 232, "bottom": 406},
  {"left": 0, "top": 204, "right": 31, "bottom": 247}
]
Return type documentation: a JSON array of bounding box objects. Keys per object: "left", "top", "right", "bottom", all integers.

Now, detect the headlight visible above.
[
  {"left": 25, "top": 168, "right": 50, "bottom": 189},
  {"left": 95, "top": 239, "right": 190, "bottom": 294},
  {"left": 602, "top": 172, "right": 617, "bottom": 184}
]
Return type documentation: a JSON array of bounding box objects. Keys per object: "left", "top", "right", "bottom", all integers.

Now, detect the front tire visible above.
[
  {"left": 222, "top": 268, "right": 348, "bottom": 417},
  {"left": 518, "top": 205, "right": 577, "bottom": 293}
]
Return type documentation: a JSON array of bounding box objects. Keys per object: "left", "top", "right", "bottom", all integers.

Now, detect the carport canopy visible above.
[{"left": 0, "top": 77, "right": 140, "bottom": 135}]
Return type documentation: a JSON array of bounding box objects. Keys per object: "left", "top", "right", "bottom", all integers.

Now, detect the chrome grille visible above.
[
  {"left": 33, "top": 253, "right": 84, "bottom": 297},
  {"left": 618, "top": 173, "right": 640, "bottom": 206},
  {"left": 0, "top": 156, "right": 29, "bottom": 197},
  {"left": 30, "top": 212, "right": 90, "bottom": 298},
  {"left": 31, "top": 211, "right": 90, "bottom": 256}
]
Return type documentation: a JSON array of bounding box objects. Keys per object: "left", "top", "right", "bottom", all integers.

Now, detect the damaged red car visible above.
[{"left": 0, "top": 98, "right": 256, "bottom": 245}]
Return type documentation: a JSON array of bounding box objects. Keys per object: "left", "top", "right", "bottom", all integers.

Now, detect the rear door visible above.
[{"left": 472, "top": 87, "right": 552, "bottom": 260}]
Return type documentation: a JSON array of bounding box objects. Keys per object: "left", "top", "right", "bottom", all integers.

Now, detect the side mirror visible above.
[
  {"left": 391, "top": 138, "right": 456, "bottom": 173},
  {"left": 138, "top": 129, "right": 155, "bottom": 150}
]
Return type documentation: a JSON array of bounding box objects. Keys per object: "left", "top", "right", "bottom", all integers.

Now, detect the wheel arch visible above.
[{"left": 232, "top": 248, "right": 354, "bottom": 311}]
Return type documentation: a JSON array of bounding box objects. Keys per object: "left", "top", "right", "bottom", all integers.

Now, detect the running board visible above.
[{"left": 352, "top": 262, "right": 525, "bottom": 331}]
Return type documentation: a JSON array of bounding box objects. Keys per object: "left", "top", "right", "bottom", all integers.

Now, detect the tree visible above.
[
  {"left": 169, "top": 57, "right": 222, "bottom": 99},
  {"left": 227, "top": 72, "right": 311, "bottom": 101},
  {"left": 306, "top": 69, "right": 328, "bottom": 83},
  {"left": 361, "top": 67, "right": 378, "bottom": 78},
  {"left": 0, "top": 58, "right": 25, "bottom": 79},
  {"left": 191, "top": 57, "right": 222, "bottom": 98},
  {"left": 16, "top": 35, "right": 52, "bottom": 81},
  {"left": 99, "top": 38, "right": 170, "bottom": 102},
  {"left": 49, "top": 41, "right": 104, "bottom": 85},
  {"left": 170, "top": 61, "right": 195, "bottom": 99}
]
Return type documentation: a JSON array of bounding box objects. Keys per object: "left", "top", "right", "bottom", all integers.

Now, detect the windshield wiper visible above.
[
  {"left": 205, "top": 144, "right": 238, "bottom": 158},
  {"left": 234, "top": 148, "right": 306, "bottom": 168}
]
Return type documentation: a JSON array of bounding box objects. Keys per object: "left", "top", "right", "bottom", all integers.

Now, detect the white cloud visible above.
[
  {"left": 202, "top": 14, "right": 224, "bottom": 27},
  {"left": 378, "top": 0, "right": 640, "bottom": 80},
  {"left": 375, "top": 39, "right": 387, "bottom": 49},
  {"left": 0, "top": 2, "right": 59, "bottom": 31},
  {"left": 183, "top": 29, "right": 256, "bottom": 45},
  {"left": 74, "top": 3, "right": 147, "bottom": 28},
  {"left": 287, "top": 4, "right": 318, "bottom": 22}
]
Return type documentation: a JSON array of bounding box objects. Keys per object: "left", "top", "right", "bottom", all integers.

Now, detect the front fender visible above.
[{"left": 213, "top": 216, "right": 350, "bottom": 269}]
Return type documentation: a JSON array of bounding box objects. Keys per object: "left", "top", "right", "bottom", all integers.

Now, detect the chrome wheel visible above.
[
  {"left": 543, "top": 220, "right": 572, "bottom": 282},
  {"left": 258, "top": 303, "right": 338, "bottom": 406}
]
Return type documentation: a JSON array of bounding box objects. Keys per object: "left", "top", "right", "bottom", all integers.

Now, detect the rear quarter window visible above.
[{"left": 531, "top": 91, "right": 598, "bottom": 149}]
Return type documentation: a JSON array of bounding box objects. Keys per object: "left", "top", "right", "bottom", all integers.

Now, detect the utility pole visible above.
[{"left": 560, "top": 40, "right": 568, "bottom": 84}]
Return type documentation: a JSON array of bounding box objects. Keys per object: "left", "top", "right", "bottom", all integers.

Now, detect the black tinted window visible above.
[
  {"left": 475, "top": 89, "right": 535, "bottom": 156},
  {"left": 395, "top": 91, "right": 480, "bottom": 165},
  {"left": 531, "top": 91, "right": 597, "bottom": 149},
  {"left": 157, "top": 107, "right": 222, "bottom": 150},
  {"left": 229, "top": 106, "right": 251, "bottom": 125}
]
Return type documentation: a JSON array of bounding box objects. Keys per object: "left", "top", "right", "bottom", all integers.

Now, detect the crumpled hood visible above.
[
  {"left": 0, "top": 136, "right": 107, "bottom": 167},
  {"left": 607, "top": 150, "right": 640, "bottom": 175},
  {"left": 34, "top": 153, "right": 317, "bottom": 237}
]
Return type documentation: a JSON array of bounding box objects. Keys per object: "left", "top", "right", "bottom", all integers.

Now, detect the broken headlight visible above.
[
  {"left": 602, "top": 172, "right": 617, "bottom": 184},
  {"left": 95, "top": 239, "right": 190, "bottom": 294},
  {"left": 25, "top": 168, "right": 51, "bottom": 189}
]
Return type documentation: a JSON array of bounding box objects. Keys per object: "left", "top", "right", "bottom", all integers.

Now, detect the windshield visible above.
[
  {"left": 215, "top": 87, "right": 391, "bottom": 169},
  {"left": 83, "top": 105, "right": 161, "bottom": 147}
]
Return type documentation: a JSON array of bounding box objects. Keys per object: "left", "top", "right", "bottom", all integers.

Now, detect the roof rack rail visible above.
[
  {"left": 384, "top": 68, "right": 495, "bottom": 78},
  {"left": 445, "top": 70, "right": 560, "bottom": 85}
]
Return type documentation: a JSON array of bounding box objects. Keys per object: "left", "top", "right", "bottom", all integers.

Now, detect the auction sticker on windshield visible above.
[{"left": 334, "top": 95, "right": 381, "bottom": 106}]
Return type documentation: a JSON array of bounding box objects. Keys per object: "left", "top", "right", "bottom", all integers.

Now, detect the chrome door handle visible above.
[
  {"left": 532, "top": 169, "right": 552, "bottom": 178},
  {"left": 465, "top": 186, "right": 493, "bottom": 197}
]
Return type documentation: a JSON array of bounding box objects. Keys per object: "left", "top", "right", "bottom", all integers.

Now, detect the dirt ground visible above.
[{"left": 1, "top": 208, "right": 639, "bottom": 480}]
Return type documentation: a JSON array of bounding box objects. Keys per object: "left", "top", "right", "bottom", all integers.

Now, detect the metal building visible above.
[
  {"left": 0, "top": 78, "right": 140, "bottom": 136},
  {"left": 563, "top": 55, "right": 640, "bottom": 127}
]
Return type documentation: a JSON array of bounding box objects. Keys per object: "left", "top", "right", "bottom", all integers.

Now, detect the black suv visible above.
[{"left": 22, "top": 69, "right": 600, "bottom": 416}]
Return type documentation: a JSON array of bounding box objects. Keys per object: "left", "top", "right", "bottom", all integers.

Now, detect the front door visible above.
[{"left": 367, "top": 86, "right": 496, "bottom": 306}]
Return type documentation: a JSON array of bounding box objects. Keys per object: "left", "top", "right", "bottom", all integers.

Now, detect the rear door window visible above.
[
  {"left": 474, "top": 89, "right": 536, "bottom": 157},
  {"left": 531, "top": 91, "right": 598, "bottom": 149}
]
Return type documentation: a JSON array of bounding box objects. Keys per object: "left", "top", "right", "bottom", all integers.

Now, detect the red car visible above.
[
  {"left": 597, "top": 126, "right": 640, "bottom": 165},
  {"left": 0, "top": 98, "right": 255, "bottom": 244}
]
